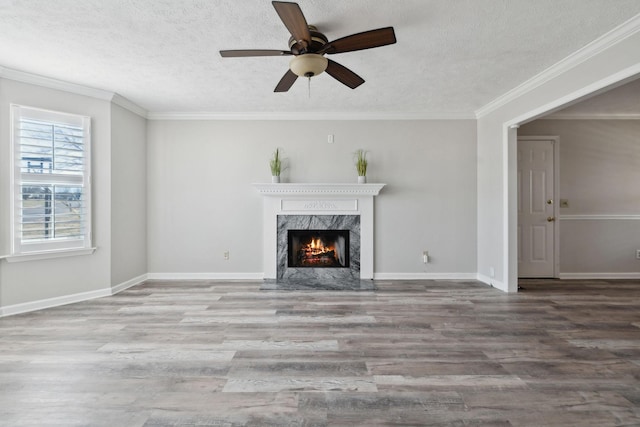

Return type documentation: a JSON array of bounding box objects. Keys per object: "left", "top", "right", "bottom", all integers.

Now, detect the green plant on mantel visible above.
[
  {"left": 270, "top": 148, "right": 282, "bottom": 176},
  {"left": 355, "top": 149, "right": 368, "bottom": 177}
]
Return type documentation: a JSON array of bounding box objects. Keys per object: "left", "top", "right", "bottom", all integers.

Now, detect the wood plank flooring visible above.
[{"left": 1, "top": 279, "right": 640, "bottom": 426}]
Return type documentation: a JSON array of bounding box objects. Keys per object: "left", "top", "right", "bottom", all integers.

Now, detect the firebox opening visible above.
[{"left": 288, "top": 229, "right": 350, "bottom": 268}]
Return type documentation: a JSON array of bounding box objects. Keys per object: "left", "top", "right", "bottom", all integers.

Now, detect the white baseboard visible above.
[
  {"left": 0, "top": 274, "right": 149, "bottom": 317},
  {"left": 111, "top": 273, "right": 148, "bottom": 294},
  {"left": 477, "top": 274, "right": 507, "bottom": 292},
  {"left": 373, "top": 273, "right": 478, "bottom": 280},
  {"left": 559, "top": 272, "right": 640, "bottom": 280},
  {"left": 146, "top": 272, "right": 264, "bottom": 281},
  {"left": 0, "top": 287, "right": 112, "bottom": 317}
]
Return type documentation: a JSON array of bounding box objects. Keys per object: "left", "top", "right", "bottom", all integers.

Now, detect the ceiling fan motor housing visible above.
[{"left": 288, "top": 25, "right": 328, "bottom": 53}]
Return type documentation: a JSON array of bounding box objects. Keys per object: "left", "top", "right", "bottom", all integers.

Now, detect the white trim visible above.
[
  {"left": 0, "top": 66, "right": 113, "bottom": 100},
  {"left": 374, "top": 273, "right": 478, "bottom": 281},
  {"left": 543, "top": 114, "right": 640, "bottom": 120},
  {"left": 476, "top": 13, "right": 640, "bottom": 118},
  {"left": 560, "top": 214, "right": 640, "bottom": 220},
  {"left": 9, "top": 104, "right": 93, "bottom": 257},
  {"left": 504, "top": 126, "right": 519, "bottom": 292},
  {"left": 0, "top": 66, "right": 146, "bottom": 117},
  {"left": 559, "top": 272, "right": 640, "bottom": 280},
  {"left": 146, "top": 111, "right": 476, "bottom": 121},
  {"left": 111, "top": 273, "right": 148, "bottom": 294},
  {"left": 111, "top": 94, "right": 148, "bottom": 118},
  {"left": 253, "top": 183, "right": 385, "bottom": 196},
  {"left": 1, "top": 247, "right": 96, "bottom": 263},
  {"left": 0, "top": 287, "right": 111, "bottom": 317},
  {"left": 146, "top": 273, "right": 264, "bottom": 281},
  {"left": 476, "top": 274, "right": 507, "bottom": 292},
  {"left": 0, "top": 274, "right": 148, "bottom": 317},
  {"left": 505, "top": 64, "right": 640, "bottom": 128}
]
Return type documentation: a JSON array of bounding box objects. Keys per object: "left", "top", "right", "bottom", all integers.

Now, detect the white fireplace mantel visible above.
[
  {"left": 253, "top": 183, "right": 385, "bottom": 280},
  {"left": 253, "top": 183, "right": 385, "bottom": 196}
]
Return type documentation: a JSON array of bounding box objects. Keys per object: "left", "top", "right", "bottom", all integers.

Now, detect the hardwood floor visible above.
[{"left": 1, "top": 279, "right": 639, "bottom": 426}]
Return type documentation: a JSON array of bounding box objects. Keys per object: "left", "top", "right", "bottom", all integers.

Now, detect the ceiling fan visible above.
[{"left": 219, "top": 1, "right": 397, "bottom": 92}]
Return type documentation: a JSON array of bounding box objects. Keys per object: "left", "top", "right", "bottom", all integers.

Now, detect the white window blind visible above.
[{"left": 11, "top": 105, "right": 92, "bottom": 255}]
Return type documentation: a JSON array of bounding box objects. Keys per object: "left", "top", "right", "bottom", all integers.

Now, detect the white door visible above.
[{"left": 518, "top": 138, "right": 557, "bottom": 278}]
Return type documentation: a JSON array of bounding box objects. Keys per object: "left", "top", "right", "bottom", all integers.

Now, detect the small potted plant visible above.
[
  {"left": 355, "top": 149, "right": 368, "bottom": 183},
  {"left": 270, "top": 148, "right": 282, "bottom": 183}
]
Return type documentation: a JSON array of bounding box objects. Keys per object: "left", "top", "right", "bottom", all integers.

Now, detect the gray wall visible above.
[
  {"left": 519, "top": 119, "right": 640, "bottom": 275},
  {"left": 110, "top": 103, "right": 148, "bottom": 286},
  {"left": 146, "top": 119, "right": 478, "bottom": 277}
]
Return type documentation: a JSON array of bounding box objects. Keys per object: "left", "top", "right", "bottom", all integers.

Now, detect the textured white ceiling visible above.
[{"left": 0, "top": 0, "right": 639, "bottom": 115}]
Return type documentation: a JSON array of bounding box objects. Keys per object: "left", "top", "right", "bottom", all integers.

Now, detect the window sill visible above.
[{"left": 1, "top": 247, "right": 96, "bottom": 263}]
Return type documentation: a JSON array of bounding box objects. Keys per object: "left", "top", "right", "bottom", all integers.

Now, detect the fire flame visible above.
[
  {"left": 306, "top": 238, "right": 329, "bottom": 255},
  {"left": 293, "top": 234, "right": 343, "bottom": 267}
]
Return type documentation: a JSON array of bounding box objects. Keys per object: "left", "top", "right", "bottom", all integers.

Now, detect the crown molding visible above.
[
  {"left": 111, "top": 93, "right": 148, "bottom": 118},
  {"left": 146, "top": 111, "right": 476, "bottom": 121},
  {"left": 0, "top": 65, "right": 113, "bottom": 100},
  {"left": 0, "top": 65, "right": 473, "bottom": 121},
  {"left": 0, "top": 66, "right": 147, "bottom": 118},
  {"left": 475, "top": 13, "right": 640, "bottom": 118}
]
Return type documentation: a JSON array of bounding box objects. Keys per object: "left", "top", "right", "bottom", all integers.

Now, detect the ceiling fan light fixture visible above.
[{"left": 289, "top": 54, "right": 328, "bottom": 78}]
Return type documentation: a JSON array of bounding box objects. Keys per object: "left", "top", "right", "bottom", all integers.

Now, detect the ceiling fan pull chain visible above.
[{"left": 308, "top": 76, "right": 311, "bottom": 98}]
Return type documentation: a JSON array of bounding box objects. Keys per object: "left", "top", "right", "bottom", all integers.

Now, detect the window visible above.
[{"left": 10, "top": 105, "right": 92, "bottom": 256}]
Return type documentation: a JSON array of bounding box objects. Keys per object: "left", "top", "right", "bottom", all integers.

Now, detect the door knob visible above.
[
  {"left": 547, "top": 199, "right": 553, "bottom": 205},
  {"left": 547, "top": 216, "right": 556, "bottom": 222}
]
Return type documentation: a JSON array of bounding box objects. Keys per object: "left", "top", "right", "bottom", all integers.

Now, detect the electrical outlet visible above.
[
  {"left": 224, "top": 251, "right": 229, "bottom": 260},
  {"left": 423, "top": 251, "right": 429, "bottom": 264},
  {"left": 489, "top": 267, "right": 495, "bottom": 278},
  {"left": 636, "top": 249, "right": 640, "bottom": 260}
]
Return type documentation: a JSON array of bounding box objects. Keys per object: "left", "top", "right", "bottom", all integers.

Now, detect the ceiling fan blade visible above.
[
  {"left": 220, "top": 49, "right": 291, "bottom": 58},
  {"left": 319, "top": 27, "right": 396, "bottom": 55},
  {"left": 272, "top": 1, "right": 311, "bottom": 51},
  {"left": 325, "top": 59, "right": 365, "bottom": 89},
  {"left": 274, "top": 69, "right": 298, "bottom": 92}
]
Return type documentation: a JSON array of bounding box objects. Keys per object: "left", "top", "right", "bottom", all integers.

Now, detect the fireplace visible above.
[
  {"left": 253, "top": 183, "right": 385, "bottom": 281},
  {"left": 288, "top": 229, "right": 350, "bottom": 268},
  {"left": 276, "top": 214, "right": 360, "bottom": 281}
]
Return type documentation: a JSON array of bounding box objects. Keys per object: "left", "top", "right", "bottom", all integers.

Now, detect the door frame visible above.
[
  {"left": 502, "top": 68, "right": 640, "bottom": 293},
  {"left": 517, "top": 135, "right": 560, "bottom": 278}
]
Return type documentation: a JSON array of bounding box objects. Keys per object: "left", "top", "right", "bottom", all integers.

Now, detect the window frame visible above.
[{"left": 9, "top": 104, "right": 93, "bottom": 259}]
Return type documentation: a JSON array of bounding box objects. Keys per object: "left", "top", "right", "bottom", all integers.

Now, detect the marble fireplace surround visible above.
[
  {"left": 253, "top": 183, "right": 385, "bottom": 280},
  {"left": 277, "top": 214, "right": 360, "bottom": 281}
]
